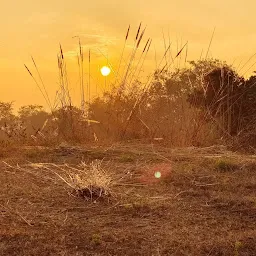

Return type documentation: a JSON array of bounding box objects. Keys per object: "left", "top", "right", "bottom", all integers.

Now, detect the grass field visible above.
[{"left": 0, "top": 143, "right": 255, "bottom": 255}]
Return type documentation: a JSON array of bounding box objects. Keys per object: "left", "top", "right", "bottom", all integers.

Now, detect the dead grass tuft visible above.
[
  {"left": 66, "top": 160, "right": 114, "bottom": 200},
  {"left": 3, "top": 160, "right": 125, "bottom": 202}
]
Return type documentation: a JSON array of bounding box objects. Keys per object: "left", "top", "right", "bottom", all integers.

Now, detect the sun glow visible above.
[{"left": 100, "top": 66, "right": 111, "bottom": 76}]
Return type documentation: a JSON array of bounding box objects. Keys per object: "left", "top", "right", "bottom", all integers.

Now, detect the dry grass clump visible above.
[
  {"left": 3, "top": 160, "right": 119, "bottom": 202},
  {"left": 68, "top": 160, "right": 114, "bottom": 200},
  {"left": 30, "top": 160, "right": 117, "bottom": 201}
]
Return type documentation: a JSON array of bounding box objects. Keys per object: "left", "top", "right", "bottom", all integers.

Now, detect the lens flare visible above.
[{"left": 154, "top": 171, "right": 161, "bottom": 178}]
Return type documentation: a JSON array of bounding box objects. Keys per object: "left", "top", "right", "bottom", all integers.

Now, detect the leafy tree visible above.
[
  {"left": 0, "top": 101, "right": 15, "bottom": 121},
  {"left": 52, "top": 105, "right": 90, "bottom": 142},
  {"left": 18, "top": 105, "right": 45, "bottom": 119},
  {"left": 148, "top": 59, "right": 252, "bottom": 138},
  {"left": 0, "top": 102, "right": 21, "bottom": 141},
  {"left": 184, "top": 60, "right": 255, "bottom": 137},
  {"left": 18, "top": 105, "right": 49, "bottom": 136}
]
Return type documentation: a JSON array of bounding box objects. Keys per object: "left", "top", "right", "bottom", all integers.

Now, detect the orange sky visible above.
[{"left": 1, "top": 0, "right": 256, "bottom": 111}]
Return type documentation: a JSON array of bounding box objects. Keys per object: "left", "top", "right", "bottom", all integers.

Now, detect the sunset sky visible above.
[{"left": 1, "top": 0, "right": 256, "bottom": 111}]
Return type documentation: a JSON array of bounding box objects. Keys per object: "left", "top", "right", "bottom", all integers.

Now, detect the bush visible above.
[{"left": 187, "top": 62, "right": 256, "bottom": 148}]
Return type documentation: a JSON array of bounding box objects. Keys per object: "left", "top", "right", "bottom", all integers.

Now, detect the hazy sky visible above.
[{"left": 1, "top": 0, "right": 256, "bottom": 110}]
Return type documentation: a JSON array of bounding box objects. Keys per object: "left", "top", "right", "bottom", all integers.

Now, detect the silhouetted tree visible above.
[{"left": 0, "top": 101, "right": 15, "bottom": 121}]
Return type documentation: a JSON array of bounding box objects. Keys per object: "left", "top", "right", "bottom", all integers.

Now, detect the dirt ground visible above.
[{"left": 0, "top": 143, "right": 255, "bottom": 255}]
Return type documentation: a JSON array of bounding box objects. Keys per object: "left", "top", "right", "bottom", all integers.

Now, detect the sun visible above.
[{"left": 100, "top": 66, "right": 111, "bottom": 76}]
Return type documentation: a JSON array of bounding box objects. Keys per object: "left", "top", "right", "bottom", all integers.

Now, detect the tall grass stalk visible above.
[
  {"left": 121, "top": 41, "right": 188, "bottom": 138},
  {"left": 113, "top": 24, "right": 130, "bottom": 87},
  {"left": 205, "top": 27, "right": 215, "bottom": 60},
  {"left": 122, "top": 23, "right": 146, "bottom": 90},
  {"left": 128, "top": 38, "right": 152, "bottom": 88},
  {"left": 127, "top": 38, "right": 150, "bottom": 87},
  {"left": 24, "top": 64, "right": 52, "bottom": 111},
  {"left": 31, "top": 56, "right": 52, "bottom": 111}
]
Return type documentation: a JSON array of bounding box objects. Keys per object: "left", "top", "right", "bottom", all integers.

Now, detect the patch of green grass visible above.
[
  {"left": 91, "top": 233, "right": 102, "bottom": 246},
  {"left": 23, "top": 148, "right": 52, "bottom": 161},
  {"left": 214, "top": 158, "right": 239, "bottom": 172},
  {"left": 234, "top": 241, "right": 243, "bottom": 256},
  {"left": 120, "top": 200, "right": 153, "bottom": 217},
  {"left": 24, "top": 150, "right": 41, "bottom": 159},
  {"left": 87, "top": 150, "right": 107, "bottom": 160},
  {"left": 118, "top": 153, "right": 136, "bottom": 163}
]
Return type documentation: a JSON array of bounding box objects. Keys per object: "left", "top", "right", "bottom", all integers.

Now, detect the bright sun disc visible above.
[{"left": 101, "top": 66, "right": 111, "bottom": 76}]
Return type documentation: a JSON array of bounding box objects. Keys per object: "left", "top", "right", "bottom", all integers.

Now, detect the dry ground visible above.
[{"left": 0, "top": 143, "right": 255, "bottom": 255}]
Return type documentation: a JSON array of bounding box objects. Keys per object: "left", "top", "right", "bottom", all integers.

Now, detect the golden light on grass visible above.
[{"left": 100, "top": 66, "right": 111, "bottom": 76}]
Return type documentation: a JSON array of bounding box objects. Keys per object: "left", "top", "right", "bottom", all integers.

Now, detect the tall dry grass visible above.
[{"left": 13, "top": 25, "right": 254, "bottom": 149}]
